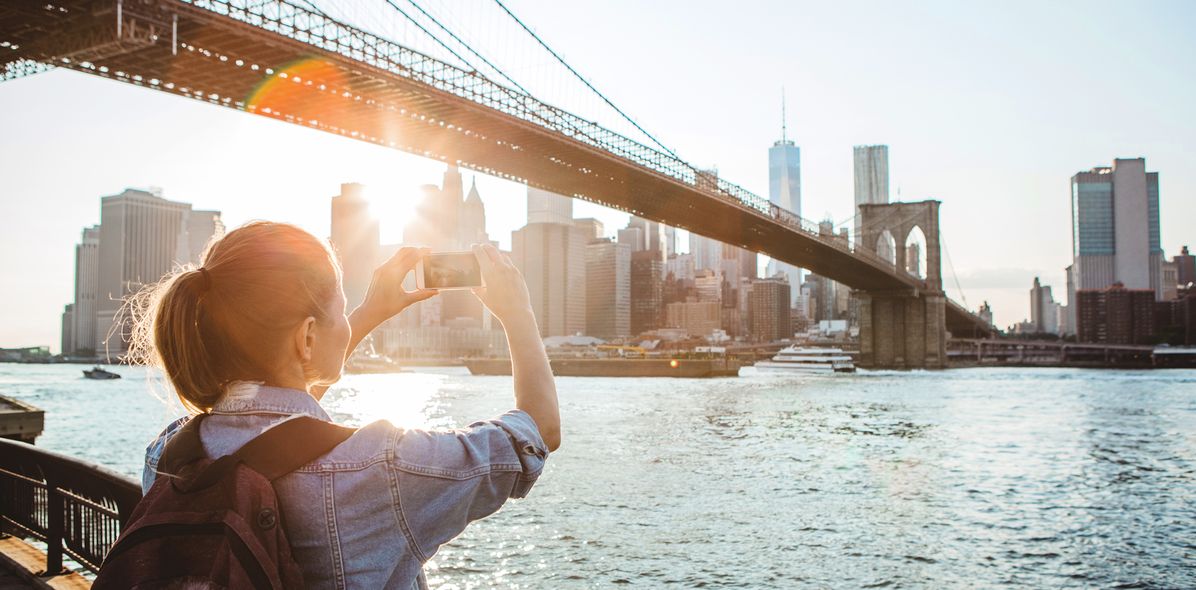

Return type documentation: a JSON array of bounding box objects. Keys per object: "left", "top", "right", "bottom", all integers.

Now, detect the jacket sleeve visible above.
[{"left": 391, "top": 409, "right": 549, "bottom": 562}]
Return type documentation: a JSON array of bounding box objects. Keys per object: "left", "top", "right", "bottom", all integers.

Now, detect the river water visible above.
[{"left": 2, "top": 364, "right": 1194, "bottom": 588}]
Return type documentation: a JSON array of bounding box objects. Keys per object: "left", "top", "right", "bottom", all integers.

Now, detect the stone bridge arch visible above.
[
  {"left": 854, "top": 200, "right": 946, "bottom": 370},
  {"left": 858, "top": 200, "right": 942, "bottom": 291}
]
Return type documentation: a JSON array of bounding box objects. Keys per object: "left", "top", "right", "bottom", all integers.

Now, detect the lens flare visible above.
[{"left": 245, "top": 57, "right": 348, "bottom": 122}]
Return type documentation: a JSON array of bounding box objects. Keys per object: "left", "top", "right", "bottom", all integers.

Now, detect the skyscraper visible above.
[
  {"left": 399, "top": 165, "right": 491, "bottom": 326},
  {"left": 187, "top": 210, "right": 225, "bottom": 265},
  {"left": 527, "top": 187, "right": 573, "bottom": 225},
  {"left": 750, "top": 276, "right": 791, "bottom": 343},
  {"left": 94, "top": 188, "right": 218, "bottom": 357},
  {"left": 618, "top": 226, "right": 644, "bottom": 251},
  {"left": 1176, "top": 245, "right": 1195, "bottom": 287},
  {"left": 628, "top": 217, "right": 668, "bottom": 258},
  {"left": 330, "top": 183, "right": 380, "bottom": 310},
  {"left": 70, "top": 225, "right": 100, "bottom": 355},
  {"left": 630, "top": 249, "right": 664, "bottom": 335},
  {"left": 720, "top": 242, "right": 757, "bottom": 291},
  {"left": 688, "top": 233, "right": 722, "bottom": 272},
  {"left": 853, "top": 145, "right": 890, "bottom": 251},
  {"left": 585, "top": 238, "right": 630, "bottom": 339},
  {"left": 694, "top": 269, "right": 722, "bottom": 303},
  {"left": 511, "top": 188, "right": 587, "bottom": 337},
  {"left": 1069, "top": 158, "right": 1164, "bottom": 304},
  {"left": 574, "top": 218, "right": 605, "bottom": 241},
  {"left": 1030, "top": 277, "right": 1059, "bottom": 334},
  {"left": 61, "top": 304, "right": 74, "bottom": 357},
  {"left": 767, "top": 102, "right": 802, "bottom": 301},
  {"left": 461, "top": 179, "right": 488, "bottom": 246}
]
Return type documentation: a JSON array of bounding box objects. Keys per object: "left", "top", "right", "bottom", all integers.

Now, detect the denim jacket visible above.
[{"left": 142, "top": 384, "right": 549, "bottom": 589}]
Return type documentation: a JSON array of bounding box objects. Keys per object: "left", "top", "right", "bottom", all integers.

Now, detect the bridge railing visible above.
[
  {"left": 178, "top": 0, "right": 904, "bottom": 277},
  {"left": 0, "top": 437, "right": 141, "bottom": 575}
]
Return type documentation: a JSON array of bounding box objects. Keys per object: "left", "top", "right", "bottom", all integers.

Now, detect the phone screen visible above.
[{"left": 422, "top": 252, "right": 482, "bottom": 289}]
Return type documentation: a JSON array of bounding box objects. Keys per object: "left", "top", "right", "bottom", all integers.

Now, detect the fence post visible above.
[{"left": 45, "top": 487, "right": 64, "bottom": 575}]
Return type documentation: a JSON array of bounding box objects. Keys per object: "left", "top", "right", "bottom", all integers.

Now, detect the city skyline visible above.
[{"left": 3, "top": 0, "right": 1195, "bottom": 350}]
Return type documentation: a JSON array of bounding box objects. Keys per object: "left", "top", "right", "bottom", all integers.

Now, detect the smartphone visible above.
[{"left": 416, "top": 251, "right": 483, "bottom": 290}]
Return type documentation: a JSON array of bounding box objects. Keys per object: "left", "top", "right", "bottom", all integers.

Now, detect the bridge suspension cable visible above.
[
  {"left": 394, "top": 0, "right": 534, "bottom": 96},
  {"left": 379, "top": 0, "right": 480, "bottom": 75},
  {"left": 939, "top": 231, "right": 970, "bottom": 309},
  {"left": 489, "top": 0, "right": 680, "bottom": 159}
]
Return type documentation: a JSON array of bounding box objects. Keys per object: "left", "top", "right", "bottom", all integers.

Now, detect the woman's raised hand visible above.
[
  {"left": 359, "top": 246, "right": 437, "bottom": 322},
  {"left": 470, "top": 244, "right": 534, "bottom": 326}
]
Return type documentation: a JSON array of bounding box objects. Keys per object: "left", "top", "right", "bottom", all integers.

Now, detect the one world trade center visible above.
[{"left": 767, "top": 96, "right": 803, "bottom": 306}]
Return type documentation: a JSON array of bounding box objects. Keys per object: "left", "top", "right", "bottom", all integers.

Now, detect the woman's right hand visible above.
[{"left": 471, "top": 244, "right": 534, "bottom": 327}]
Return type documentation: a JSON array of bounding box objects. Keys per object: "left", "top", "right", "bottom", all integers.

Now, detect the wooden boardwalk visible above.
[{"left": 0, "top": 537, "right": 90, "bottom": 589}]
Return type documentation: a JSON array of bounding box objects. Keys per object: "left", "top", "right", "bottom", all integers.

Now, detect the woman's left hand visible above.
[{"left": 357, "top": 246, "right": 437, "bottom": 322}]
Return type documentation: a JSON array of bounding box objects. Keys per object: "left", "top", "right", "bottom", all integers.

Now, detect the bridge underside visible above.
[{"left": 0, "top": 0, "right": 992, "bottom": 337}]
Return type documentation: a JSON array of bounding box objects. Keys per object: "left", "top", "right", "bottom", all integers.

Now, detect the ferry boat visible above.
[
  {"left": 83, "top": 366, "right": 121, "bottom": 380},
  {"left": 755, "top": 346, "right": 856, "bottom": 373}
]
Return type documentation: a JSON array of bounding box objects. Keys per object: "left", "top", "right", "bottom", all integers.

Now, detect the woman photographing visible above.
[{"left": 120, "top": 222, "right": 559, "bottom": 589}]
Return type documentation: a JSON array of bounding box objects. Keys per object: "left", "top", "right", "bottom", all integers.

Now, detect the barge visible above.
[{"left": 464, "top": 357, "right": 742, "bottom": 378}]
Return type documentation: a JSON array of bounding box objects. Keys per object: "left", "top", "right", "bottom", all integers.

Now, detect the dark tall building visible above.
[
  {"left": 630, "top": 250, "right": 664, "bottom": 335},
  {"left": 750, "top": 277, "right": 791, "bottom": 343},
  {"left": 1075, "top": 283, "right": 1155, "bottom": 344},
  {"left": 1176, "top": 245, "right": 1195, "bottom": 287}
]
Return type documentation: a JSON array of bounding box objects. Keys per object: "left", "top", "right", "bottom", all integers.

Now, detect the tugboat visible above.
[
  {"left": 755, "top": 346, "right": 856, "bottom": 373},
  {"left": 83, "top": 366, "right": 121, "bottom": 380}
]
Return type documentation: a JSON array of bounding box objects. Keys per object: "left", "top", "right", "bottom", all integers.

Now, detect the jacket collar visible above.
[{"left": 210, "top": 381, "right": 331, "bottom": 421}]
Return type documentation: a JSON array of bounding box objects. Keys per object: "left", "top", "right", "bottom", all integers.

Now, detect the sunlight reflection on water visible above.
[
  {"left": 321, "top": 371, "right": 447, "bottom": 430},
  {"left": 4, "top": 364, "right": 1194, "bottom": 588}
]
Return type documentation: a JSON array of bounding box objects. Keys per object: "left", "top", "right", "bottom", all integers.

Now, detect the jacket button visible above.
[{"left": 257, "top": 508, "right": 277, "bottom": 530}]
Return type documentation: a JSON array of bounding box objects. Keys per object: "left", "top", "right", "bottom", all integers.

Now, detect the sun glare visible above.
[
  {"left": 328, "top": 372, "right": 448, "bottom": 430},
  {"left": 362, "top": 182, "right": 422, "bottom": 245}
]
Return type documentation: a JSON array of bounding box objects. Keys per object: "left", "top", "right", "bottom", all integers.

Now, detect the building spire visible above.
[{"left": 781, "top": 86, "right": 788, "bottom": 143}]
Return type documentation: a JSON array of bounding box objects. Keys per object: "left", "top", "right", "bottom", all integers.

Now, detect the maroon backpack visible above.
[{"left": 95, "top": 415, "right": 354, "bottom": 590}]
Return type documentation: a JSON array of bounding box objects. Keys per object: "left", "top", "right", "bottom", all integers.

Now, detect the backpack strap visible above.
[
  {"left": 232, "top": 416, "right": 356, "bottom": 480},
  {"left": 158, "top": 413, "right": 210, "bottom": 476},
  {"left": 158, "top": 414, "right": 355, "bottom": 484}
]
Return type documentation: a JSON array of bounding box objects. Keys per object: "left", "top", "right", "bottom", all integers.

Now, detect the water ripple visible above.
[{"left": 4, "top": 364, "right": 1195, "bottom": 588}]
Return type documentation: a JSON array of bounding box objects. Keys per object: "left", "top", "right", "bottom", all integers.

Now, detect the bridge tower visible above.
[{"left": 856, "top": 201, "right": 947, "bottom": 369}]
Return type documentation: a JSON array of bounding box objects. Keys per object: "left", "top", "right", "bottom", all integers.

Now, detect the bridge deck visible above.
[{"left": 1, "top": 0, "right": 992, "bottom": 334}]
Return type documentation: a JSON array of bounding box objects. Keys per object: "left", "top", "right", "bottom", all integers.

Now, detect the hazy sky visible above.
[{"left": 2, "top": 0, "right": 1194, "bottom": 351}]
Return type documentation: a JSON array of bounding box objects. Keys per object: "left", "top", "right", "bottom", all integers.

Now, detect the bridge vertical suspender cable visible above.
[{"left": 490, "top": 0, "right": 680, "bottom": 159}]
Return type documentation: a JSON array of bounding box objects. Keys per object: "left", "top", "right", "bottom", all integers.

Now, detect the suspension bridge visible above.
[{"left": 0, "top": 0, "right": 995, "bottom": 368}]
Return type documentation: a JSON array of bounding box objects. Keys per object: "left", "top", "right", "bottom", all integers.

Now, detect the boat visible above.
[
  {"left": 83, "top": 366, "right": 121, "bottom": 380},
  {"left": 755, "top": 346, "right": 856, "bottom": 373},
  {"left": 345, "top": 353, "right": 404, "bottom": 374},
  {"left": 464, "top": 357, "right": 742, "bottom": 378}
]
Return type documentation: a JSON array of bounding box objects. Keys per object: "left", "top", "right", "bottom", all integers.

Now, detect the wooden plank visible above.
[{"left": 0, "top": 537, "right": 91, "bottom": 590}]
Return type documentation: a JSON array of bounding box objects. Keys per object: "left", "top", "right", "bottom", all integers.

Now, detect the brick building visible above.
[{"left": 1075, "top": 283, "right": 1155, "bottom": 344}]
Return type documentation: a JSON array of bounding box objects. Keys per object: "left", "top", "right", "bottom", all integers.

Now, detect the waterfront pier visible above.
[
  {"left": 0, "top": 396, "right": 42, "bottom": 445},
  {"left": 0, "top": 435, "right": 139, "bottom": 588}
]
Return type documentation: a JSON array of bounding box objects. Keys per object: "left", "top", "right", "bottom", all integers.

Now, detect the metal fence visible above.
[{"left": 0, "top": 437, "right": 141, "bottom": 575}]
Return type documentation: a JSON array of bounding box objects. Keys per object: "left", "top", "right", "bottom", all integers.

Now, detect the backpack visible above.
[{"left": 95, "top": 414, "right": 355, "bottom": 590}]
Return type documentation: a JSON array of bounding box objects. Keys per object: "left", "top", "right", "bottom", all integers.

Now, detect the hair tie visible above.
[{"left": 198, "top": 267, "right": 212, "bottom": 291}]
